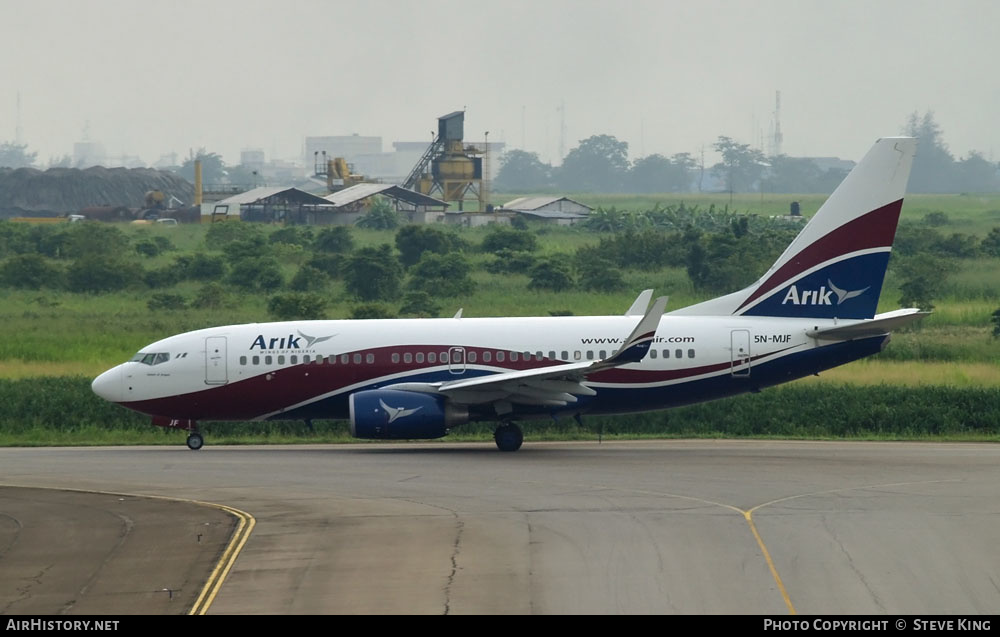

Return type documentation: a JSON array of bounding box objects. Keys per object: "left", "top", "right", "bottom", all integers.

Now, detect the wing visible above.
[{"left": 385, "top": 296, "right": 668, "bottom": 410}]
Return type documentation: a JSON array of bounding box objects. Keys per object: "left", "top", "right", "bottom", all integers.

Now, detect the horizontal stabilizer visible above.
[{"left": 807, "top": 309, "right": 929, "bottom": 340}]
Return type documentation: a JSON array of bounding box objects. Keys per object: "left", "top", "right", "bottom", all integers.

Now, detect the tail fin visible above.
[{"left": 670, "top": 137, "right": 916, "bottom": 319}]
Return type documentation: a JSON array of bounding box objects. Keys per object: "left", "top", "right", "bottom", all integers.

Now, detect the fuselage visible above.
[{"left": 92, "top": 314, "right": 885, "bottom": 423}]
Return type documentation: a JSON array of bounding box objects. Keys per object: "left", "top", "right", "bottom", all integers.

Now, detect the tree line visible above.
[{"left": 495, "top": 112, "right": 1000, "bottom": 195}]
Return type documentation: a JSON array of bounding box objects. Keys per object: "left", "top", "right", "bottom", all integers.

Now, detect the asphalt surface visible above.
[{"left": 1, "top": 439, "right": 999, "bottom": 614}]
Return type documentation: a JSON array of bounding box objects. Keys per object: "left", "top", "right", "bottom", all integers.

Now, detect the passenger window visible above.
[
  {"left": 599, "top": 350, "right": 607, "bottom": 359},
  {"left": 428, "top": 352, "right": 436, "bottom": 363},
  {"left": 574, "top": 351, "right": 581, "bottom": 361},
  {"left": 510, "top": 352, "right": 518, "bottom": 362},
  {"left": 353, "top": 354, "right": 361, "bottom": 364},
  {"left": 265, "top": 355, "right": 273, "bottom": 365},
  {"left": 663, "top": 349, "right": 669, "bottom": 358},
  {"left": 453, "top": 351, "right": 462, "bottom": 363},
  {"left": 561, "top": 350, "right": 569, "bottom": 360},
  {"left": 548, "top": 350, "right": 556, "bottom": 360},
  {"left": 650, "top": 350, "right": 657, "bottom": 359},
  {"left": 366, "top": 353, "right": 374, "bottom": 364},
  {"left": 523, "top": 351, "right": 531, "bottom": 361},
  {"left": 252, "top": 355, "right": 260, "bottom": 365},
  {"left": 483, "top": 351, "right": 491, "bottom": 363},
  {"left": 391, "top": 353, "right": 400, "bottom": 363},
  {"left": 675, "top": 349, "right": 682, "bottom": 359},
  {"left": 468, "top": 351, "right": 477, "bottom": 363},
  {"left": 341, "top": 354, "right": 349, "bottom": 364},
  {"left": 291, "top": 355, "right": 298, "bottom": 364},
  {"left": 688, "top": 349, "right": 695, "bottom": 359},
  {"left": 277, "top": 355, "right": 285, "bottom": 365},
  {"left": 302, "top": 355, "right": 309, "bottom": 364},
  {"left": 587, "top": 350, "right": 594, "bottom": 360},
  {"left": 414, "top": 352, "right": 423, "bottom": 363},
  {"left": 240, "top": 356, "right": 247, "bottom": 365},
  {"left": 496, "top": 351, "right": 505, "bottom": 362}
]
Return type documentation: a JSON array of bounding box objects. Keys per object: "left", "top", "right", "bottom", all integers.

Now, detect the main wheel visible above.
[
  {"left": 186, "top": 432, "right": 204, "bottom": 451},
  {"left": 494, "top": 423, "right": 523, "bottom": 452}
]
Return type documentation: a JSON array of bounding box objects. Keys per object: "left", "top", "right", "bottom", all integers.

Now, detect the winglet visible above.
[
  {"left": 605, "top": 295, "right": 667, "bottom": 364},
  {"left": 453, "top": 308, "right": 463, "bottom": 319},
  {"left": 625, "top": 289, "right": 654, "bottom": 316}
]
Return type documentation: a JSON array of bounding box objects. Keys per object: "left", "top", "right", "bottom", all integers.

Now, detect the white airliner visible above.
[{"left": 93, "top": 137, "right": 924, "bottom": 452}]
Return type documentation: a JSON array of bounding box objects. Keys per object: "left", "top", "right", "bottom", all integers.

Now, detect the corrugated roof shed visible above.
[
  {"left": 503, "top": 196, "right": 592, "bottom": 213},
  {"left": 323, "top": 183, "right": 448, "bottom": 209},
  {"left": 215, "top": 186, "right": 331, "bottom": 206}
]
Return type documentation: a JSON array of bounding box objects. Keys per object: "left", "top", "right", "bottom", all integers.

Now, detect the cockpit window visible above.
[{"left": 130, "top": 352, "right": 171, "bottom": 366}]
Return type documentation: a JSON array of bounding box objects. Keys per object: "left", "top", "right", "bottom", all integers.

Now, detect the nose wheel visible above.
[
  {"left": 186, "top": 432, "right": 204, "bottom": 451},
  {"left": 494, "top": 423, "right": 523, "bottom": 452}
]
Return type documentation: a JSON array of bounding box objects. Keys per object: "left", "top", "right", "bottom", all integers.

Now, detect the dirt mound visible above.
[{"left": 0, "top": 166, "right": 194, "bottom": 217}]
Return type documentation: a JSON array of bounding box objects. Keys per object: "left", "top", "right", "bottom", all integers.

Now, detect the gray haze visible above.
[{"left": 2, "top": 0, "right": 997, "bottom": 167}]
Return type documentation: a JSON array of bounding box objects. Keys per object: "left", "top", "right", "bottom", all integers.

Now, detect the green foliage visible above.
[
  {"left": 350, "top": 303, "right": 395, "bottom": 319},
  {"left": 0, "top": 254, "right": 63, "bottom": 289},
  {"left": 494, "top": 149, "right": 553, "bottom": 192},
  {"left": 485, "top": 249, "right": 536, "bottom": 274},
  {"left": 356, "top": 198, "right": 400, "bottom": 230},
  {"left": 205, "top": 220, "right": 264, "bottom": 246},
  {"left": 303, "top": 253, "right": 343, "bottom": 278},
  {"left": 578, "top": 257, "right": 626, "bottom": 292},
  {"left": 481, "top": 226, "right": 538, "bottom": 254},
  {"left": 528, "top": 256, "right": 575, "bottom": 292},
  {"left": 558, "top": 134, "right": 630, "bottom": 192},
  {"left": 134, "top": 238, "right": 163, "bottom": 258},
  {"left": 224, "top": 235, "right": 269, "bottom": 261},
  {"left": 269, "top": 225, "right": 314, "bottom": 247},
  {"left": 175, "top": 252, "right": 227, "bottom": 281},
  {"left": 313, "top": 225, "right": 355, "bottom": 253},
  {"left": 176, "top": 148, "right": 227, "bottom": 184},
  {"left": 981, "top": 228, "right": 1000, "bottom": 257},
  {"left": 395, "top": 224, "right": 465, "bottom": 267},
  {"left": 343, "top": 244, "right": 402, "bottom": 301},
  {"left": 191, "top": 282, "right": 230, "bottom": 309},
  {"left": 713, "top": 136, "right": 766, "bottom": 193},
  {"left": 290, "top": 265, "right": 330, "bottom": 292},
  {"left": 993, "top": 309, "right": 1000, "bottom": 338},
  {"left": 267, "top": 292, "right": 328, "bottom": 320},
  {"left": 147, "top": 293, "right": 186, "bottom": 311},
  {"left": 64, "top": 223, "right": 130, "bottom": 259},
  {"left": 66, "top": 254, "right": 141, "bottom": 293},
  {"left": 226, "top": 256, "right": 284, "bottom": 292},
  {"left": 144, "top": 266, "right": 181, "bottom": 289},
  {"left": 408, "top": 253, "right": 475, "bottom": 297},
  {"left": 399, "top": 291, "right": 441, "bottom": 317},
  {"left": 896, "top": 254, "right": 949, "bottom": 312},
  {"left": 922, "top": 211, "right": 950, "bottom": 227},
  {"left": 686, "top": 234, "right": 764, "bottom": 293}
]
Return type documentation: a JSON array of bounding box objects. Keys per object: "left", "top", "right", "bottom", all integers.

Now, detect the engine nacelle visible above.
[{"left": 349, "top": 389, "right": 469, "bottom": 440}]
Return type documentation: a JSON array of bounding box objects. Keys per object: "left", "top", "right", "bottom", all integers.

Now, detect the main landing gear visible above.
[
  {"left": 494, "top": 423, "right": 523, "bottom": 452},
  {"left": 186, "top": 432, "right": 204, "bottom": 451}
]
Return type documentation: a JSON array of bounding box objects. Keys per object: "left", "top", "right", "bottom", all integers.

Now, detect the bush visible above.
[
  {"left": 267, "top": 292, "right": 328, "bottom": 320},
  {"left": 205, "top": 220, "right": 264, "bottom": 246},
  {"left": 290, "top": 265, "right": 331, "bottom": 292},
  {"left": 343, "top": 245, "right": 402, "bottom": 301},
  {"left": 0, "top": 254, "right": 64, "bottom": 289},
  {"left": 191, "top": 282, "right": 230, "bottom": 309},
  {"left": 303, "top": 253, "right": 343, "bottom": 278},
  {"left": 578, "top": 258, "right": 626, "bottom": 292},
  {"left": 407, "top": 253, "right": 475, "bottom": 298},
  {"left": 144, "top": 266, "right": 181, "bottom": 289},
  {"left": 350, "top": 303, "right": 395, "bottom": 319},
  {"left": 66, "top": 255, "right": 141, "bottom": 293},
  {"left": 485, "top": 249, "right": 536, "bottom": 275},
  {"left": 269, "top": 226, "right": 314, "bottom": 247},
  {"left": 313, "top": 226, "right": 355, "bottom": 253},
  {"left": 64, "top": 223, "right": 130, "bottom": 259},
  {"left": 134, "top": 238, "right": 163, "bottom": 258},
  {"left": 356, "top": 198, "right": 400, "bottom": 230},
  {"left": 395, "top": 225, "right": 465, "bottom": 267},
  {"left": 226, "top": 256, "right": 284, "bottom": 292},
  {"left": 528, "top": 257, "right": 574, "bottom": 292},
  {"left": 481, "top": 226, "right": 538, "bottom": 254},
  {"left": 147, "top": 293, "right": 186, "bottom": 311},
  {"left": 399, "top": 291, "right": 441, "bottom": 317}
]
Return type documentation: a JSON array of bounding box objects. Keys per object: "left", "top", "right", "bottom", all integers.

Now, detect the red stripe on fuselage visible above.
[{"left": 736, "top": 199, "right": 903, "bottom": 313}]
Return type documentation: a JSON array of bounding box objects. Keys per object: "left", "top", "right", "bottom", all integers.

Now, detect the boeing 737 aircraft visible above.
[{"left": 92, "top": 137, "right": 924, "bottom": 451}]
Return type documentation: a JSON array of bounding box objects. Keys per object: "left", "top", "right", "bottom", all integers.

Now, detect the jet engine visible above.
[{"left": 349, "top": 389, "right": 469, "bottom": 440}]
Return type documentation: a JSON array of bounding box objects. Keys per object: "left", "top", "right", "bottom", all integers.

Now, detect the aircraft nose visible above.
[{"left": 92, "top": 366, "right": 123, "bottom": 403}]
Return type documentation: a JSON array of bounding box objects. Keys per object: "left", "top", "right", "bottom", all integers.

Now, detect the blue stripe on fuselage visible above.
[{"left": 274, "top": 336, "right": 886, "bottom": 422}]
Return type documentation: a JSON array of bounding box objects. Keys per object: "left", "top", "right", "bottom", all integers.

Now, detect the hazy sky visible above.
[{"left": 2, "top": 0, "right": 997, "bottom": 167}]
